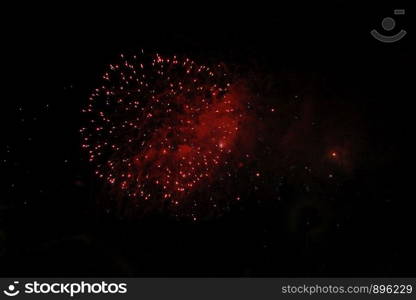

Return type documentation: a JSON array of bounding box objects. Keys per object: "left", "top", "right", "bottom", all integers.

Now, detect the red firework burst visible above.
[{"left": 81, "top": 51, "right": 255, "bottom": 220}]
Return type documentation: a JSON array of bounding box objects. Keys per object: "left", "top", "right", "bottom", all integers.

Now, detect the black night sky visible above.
[{"left": 1, "top": 2, "right": 414, "bottom": 277}]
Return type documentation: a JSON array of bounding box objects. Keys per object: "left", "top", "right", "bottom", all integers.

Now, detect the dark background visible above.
[{"left": 1, "top": 1, "right": 414, "bottom": 276}]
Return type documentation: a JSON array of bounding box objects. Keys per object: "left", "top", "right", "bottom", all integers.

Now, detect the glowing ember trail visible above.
[{"left": 81, "top": 51, "right": 256, "bottom": 220}]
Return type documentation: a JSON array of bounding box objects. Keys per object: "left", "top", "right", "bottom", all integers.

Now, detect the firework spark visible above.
[{"left": 81, "top": 51, "right": 256, "bottom": 220}]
